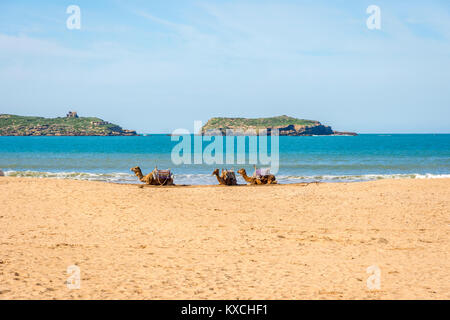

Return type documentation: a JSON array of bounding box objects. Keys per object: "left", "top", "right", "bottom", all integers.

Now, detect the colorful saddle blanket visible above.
[
  {"left": 222, "top": 170, "right": 237, "bottom": 184},
  {"left": 153, "top": 169, "right": 172, "bottom": 180},
  {"left": 253, "top": 168, "right": 271, "bottom": 178}
]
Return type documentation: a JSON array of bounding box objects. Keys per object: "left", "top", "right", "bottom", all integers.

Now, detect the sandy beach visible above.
[{"left": 0, "top": 177, "right": 449, "bottom": 299}]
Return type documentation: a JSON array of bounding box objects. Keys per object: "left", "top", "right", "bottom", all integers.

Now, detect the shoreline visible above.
[
  {"left": 1, "top": 177, "right": 449, "bottom": 299},
  {"left": 1, "top": 175, "right": 322, "bottom": 187},
  {"left": 2, "top": 170, "right": 450, "bottom": 186}
]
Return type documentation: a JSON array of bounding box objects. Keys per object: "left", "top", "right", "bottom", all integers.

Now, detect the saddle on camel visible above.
[{"left": 253, "top": 165, "right": 277, "bottom": 184}]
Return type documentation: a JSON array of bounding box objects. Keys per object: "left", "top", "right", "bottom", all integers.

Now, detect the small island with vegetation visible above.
[
  {"left": 201, "top": 115, "right": 357, "bottom": 136},
  {"left": 0, "top": 111, "right": 137, "bottom": 136}
]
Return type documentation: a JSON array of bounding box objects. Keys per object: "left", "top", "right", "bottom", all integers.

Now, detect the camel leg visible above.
[{"left": 268, "top": 176, "right": 277, "bottom": 184}]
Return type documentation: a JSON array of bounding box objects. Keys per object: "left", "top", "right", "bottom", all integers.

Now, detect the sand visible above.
[{"left": 0, "top": 177, "right": 449, "bottom": 299}]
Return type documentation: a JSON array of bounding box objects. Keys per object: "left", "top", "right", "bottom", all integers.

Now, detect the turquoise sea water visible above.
[{"left": 0, "top": 134, "right": 449, "bottom": 185}]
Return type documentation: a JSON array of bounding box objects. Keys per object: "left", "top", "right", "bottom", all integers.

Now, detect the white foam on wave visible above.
[
  {"left": 276, "top": 173, "right": 450, "bottom": 183},
  {"left": 4, "top": 170, "right": 450, "bottom": 185},
  {"left": 4, "top": 170, "right": 136, "bottom": 183}
]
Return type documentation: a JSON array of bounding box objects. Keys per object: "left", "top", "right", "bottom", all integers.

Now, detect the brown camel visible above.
[
  {"left": 237, "top": 168, "right": 277, "bottom": 185},
  {"left": 212, "top": 169, "right": 237, "bottom": 186},
  {"left": 237, "top": 168, "right": 262, "bottom": 185},
  {"left": 131, "top": 166, "right": 174, "bottom": 185}
]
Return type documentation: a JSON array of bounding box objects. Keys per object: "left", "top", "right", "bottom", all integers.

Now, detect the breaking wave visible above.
[{"left": 4, "top": 170, "right": 450, "bottom": 185}]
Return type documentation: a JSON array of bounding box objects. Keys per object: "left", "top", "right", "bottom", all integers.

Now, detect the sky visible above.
[{"left": 0, "top": 0, "right": 449, "bottom": 133}]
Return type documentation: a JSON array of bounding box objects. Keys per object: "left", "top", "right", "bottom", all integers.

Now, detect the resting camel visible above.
[
  {"left": 212, "top": 169, "right": 237, "bottom": 186},
  {"left": 130, "top": 166, "right": 174, "bottom": 185},
  {"left": 237, "top": 168, "right": 277, "bottom": 185},
  {"left": 237, "top": 168, "right": 262, "bottom": 185}
]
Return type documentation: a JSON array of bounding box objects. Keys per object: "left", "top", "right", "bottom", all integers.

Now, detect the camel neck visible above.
[
  {"left": 214, "top": 172, "right": 224, "bottom": 183},
  {"left": 135, "top": 170, "right": 144, "bottom": 180},
  {"left": 241, "top": 171, "right": 252, "bottom": 181}
]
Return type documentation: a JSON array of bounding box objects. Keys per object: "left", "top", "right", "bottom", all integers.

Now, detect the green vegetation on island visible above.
[
  {"left": 203, "top": 115, "right": 319, "bottom": 130},
  {"left": 201, "top": 115, "right": 357, "bottom": 136},
  {"left": 0, "top": 112, "right": 137, "bottom": 136}
]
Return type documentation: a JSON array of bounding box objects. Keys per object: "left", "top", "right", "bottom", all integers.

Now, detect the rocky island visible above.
[
  {"left": 0, "top": 112, "right": 137, "bottom": 136},
  {"left": 201, "top": 115, "right": 357, "bottom": 136}
]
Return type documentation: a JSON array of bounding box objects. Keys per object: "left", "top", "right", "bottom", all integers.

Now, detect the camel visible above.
[
  {"left": 130, "top": 166, "right": 174, "bottom": 185},
  {"left": 237, "top": 168, "right": 262, "bottom": 185},
  {"left": 212, "top": 169, "right": 237, "bottom": 186},
  {"left": 237, "top": 168, "right": 277, "bottom": 185}
]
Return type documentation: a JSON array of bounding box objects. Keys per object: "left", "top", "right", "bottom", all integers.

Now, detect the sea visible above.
[{"left": 0, "top": 134, "right": 449, "bottom": 185}]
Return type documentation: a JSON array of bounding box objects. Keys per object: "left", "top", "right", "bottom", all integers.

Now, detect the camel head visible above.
[
  {"left": 237, "top": 168, "right": 246, "bottom": 175},
  {"left": 212, "top": 168, "right": 220, "bottom": 176},
  {"left": 130, "top": 166, "right": 141, "bottom": 174}
]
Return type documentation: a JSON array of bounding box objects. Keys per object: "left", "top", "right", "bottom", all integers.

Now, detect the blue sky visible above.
[{"left": 0, "top": 0, "right": 449, "bottom": 133}]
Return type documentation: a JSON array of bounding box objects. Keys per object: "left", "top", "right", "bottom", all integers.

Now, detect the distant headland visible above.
[
  {"left": 0, "top": 112, "right": 137, "bottom": 136},
  {"left": 201, "top": 115, "right": 357, "bottom": 136}
]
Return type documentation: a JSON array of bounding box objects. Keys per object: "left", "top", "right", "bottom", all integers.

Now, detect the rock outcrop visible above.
[{"left": 201, "top": 115, "right": 357, "bottom": 136}]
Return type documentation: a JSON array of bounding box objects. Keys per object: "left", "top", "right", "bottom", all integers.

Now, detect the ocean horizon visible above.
[{"left": 1, "top": 134, "right": 449, "bottom": 185}]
